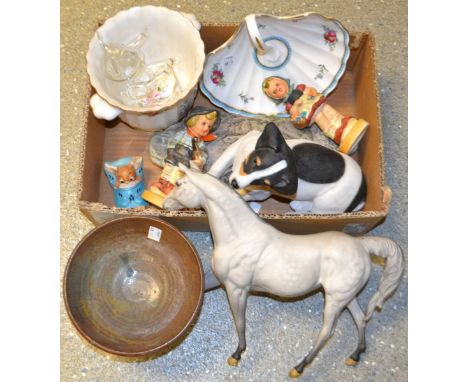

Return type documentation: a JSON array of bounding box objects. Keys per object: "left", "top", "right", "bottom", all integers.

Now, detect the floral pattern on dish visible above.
[
  {"left": 322, "top": 25, "right": 337, "bottom": 50},
  {"left": 210, "top": 63, "right": 226, "bottom": 86}
]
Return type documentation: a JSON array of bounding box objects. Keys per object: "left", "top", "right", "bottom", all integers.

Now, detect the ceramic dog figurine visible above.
[
  {"left": 163, "top": 165, "right": 403, "bottom": 378},
  {"left": 209, "top": 122, "right": 366, "bottom": 213}
]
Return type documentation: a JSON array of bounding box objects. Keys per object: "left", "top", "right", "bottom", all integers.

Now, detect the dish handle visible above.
[
  {"left": 245, "top": 14, "right": 267, "bottom": 54},
  {"left": 245, "top": 14, "right": 284, "bottom": 64}
]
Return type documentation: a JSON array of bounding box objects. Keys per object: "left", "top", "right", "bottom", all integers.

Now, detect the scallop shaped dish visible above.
[
  {"left": 200, "top": 13, "right": 350, "bottom": 117},
  {"left": 63, "top": 217, "right": 204, "bottom": 358}
]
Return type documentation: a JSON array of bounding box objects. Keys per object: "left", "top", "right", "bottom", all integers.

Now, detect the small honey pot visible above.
[{"left": 103, "top": 156, "right": 148, "bottom": 208}]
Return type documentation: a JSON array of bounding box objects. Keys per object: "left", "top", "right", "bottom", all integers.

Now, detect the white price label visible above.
[{"left": 147, "top": 226, "right": 162, "bottom": 242}]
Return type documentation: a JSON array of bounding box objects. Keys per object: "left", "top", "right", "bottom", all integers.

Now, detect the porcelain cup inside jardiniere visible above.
[{"left": 87, "top": 6, "right": 205, "bottom": 131}]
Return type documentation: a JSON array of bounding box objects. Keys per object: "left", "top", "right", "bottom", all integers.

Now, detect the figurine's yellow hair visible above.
[
  {"left": 262, "top": 77, "right": 275, "bottom": 92},
  {"left": 186, "top": 111, "right": 217, "bottom": 128}
]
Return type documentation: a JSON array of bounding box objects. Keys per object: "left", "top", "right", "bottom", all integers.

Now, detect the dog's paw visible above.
[{"left": 289, "top": 200, "right": 315, "bottom": 213}]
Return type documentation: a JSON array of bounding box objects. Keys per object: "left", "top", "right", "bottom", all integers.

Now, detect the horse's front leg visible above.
[{"left": 225, "top": 282, "right": 249, "bottom": 366}]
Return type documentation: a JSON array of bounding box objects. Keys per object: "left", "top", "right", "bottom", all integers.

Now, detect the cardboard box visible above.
[{"left": 78, "top": 24, "right": 390, "bottom": 235}]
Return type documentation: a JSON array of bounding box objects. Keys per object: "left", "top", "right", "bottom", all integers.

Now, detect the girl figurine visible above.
[
  {"left": 143, "top": 107, "right": 221, "bottom": 208},
  {"left": 262, "top": 76, "right": 368, "bottom": 154}
]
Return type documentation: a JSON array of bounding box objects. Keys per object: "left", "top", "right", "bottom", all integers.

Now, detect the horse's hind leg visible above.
[
  {"left": 289, "top": 294, "right": 345, "bottom": 378},
  {"left": 345, "top": 297, "right": 367, "bottom": 366},
  {"left": 225, "top": 283, "right": 248, "bottom": 366}
]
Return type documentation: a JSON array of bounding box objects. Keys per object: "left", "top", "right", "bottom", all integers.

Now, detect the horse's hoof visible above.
[
  {"left": 345, "top": 357, "right": 358, "bottom": 366},
  {"left": 227, "top": 356, "right": 239, "bottom": 367},
  {"left": 289, "top": 368, "right": 302, "bottom": 378}
]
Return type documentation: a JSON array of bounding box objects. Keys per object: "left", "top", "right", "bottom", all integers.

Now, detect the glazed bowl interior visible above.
[
  {"left": 87, "top": 6, "right": 205, "bottom": 112},
  {"left": 64, "top": 217, "right": 204, "bottom": 358}
]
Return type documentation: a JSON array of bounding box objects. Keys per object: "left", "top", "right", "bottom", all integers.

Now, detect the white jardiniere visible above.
[{"left": 87, "top": 6, "right": 205, "bottom": 130}]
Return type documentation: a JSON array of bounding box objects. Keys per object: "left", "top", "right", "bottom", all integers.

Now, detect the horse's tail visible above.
[{"left": 358, "top": 236, "right": 404, "bottom": 321}]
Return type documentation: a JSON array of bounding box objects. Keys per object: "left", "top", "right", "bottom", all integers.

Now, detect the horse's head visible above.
[{"left": 163, "top": 163, "right": 205, "bottom": 210}]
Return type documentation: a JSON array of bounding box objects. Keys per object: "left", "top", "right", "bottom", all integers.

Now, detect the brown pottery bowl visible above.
[{"left": 63, "top": 217, "right": 204, "bottom": 358}]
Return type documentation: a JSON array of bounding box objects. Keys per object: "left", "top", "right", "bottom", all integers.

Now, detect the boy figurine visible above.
[
  {"left": 143, "top": 107, "right": 221, "bottom": 207},
  {"left": 262, "top": 76, "right": 368, "bottom": 154}
]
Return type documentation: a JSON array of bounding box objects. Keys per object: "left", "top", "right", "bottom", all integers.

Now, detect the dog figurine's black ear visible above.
[
  {"left": 256, "top": 122, "right": 288, "bottom": 152},
  {"left": 255, "top": 122, "right": 298, "bottom": 195}
]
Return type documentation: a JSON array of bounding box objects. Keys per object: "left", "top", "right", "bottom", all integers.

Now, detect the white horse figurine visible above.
[{"left": 163, "top": 164, "right": 404, "bottom": 378}]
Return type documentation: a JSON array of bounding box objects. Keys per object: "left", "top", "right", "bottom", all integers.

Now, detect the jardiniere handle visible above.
[{"left": 90, "top": 93, "right": 123, "bottom": 121}]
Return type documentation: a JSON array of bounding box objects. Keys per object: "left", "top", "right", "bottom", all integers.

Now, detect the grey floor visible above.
[{"left": 61, "top": 1, "right": 407, "bottom": 381}]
